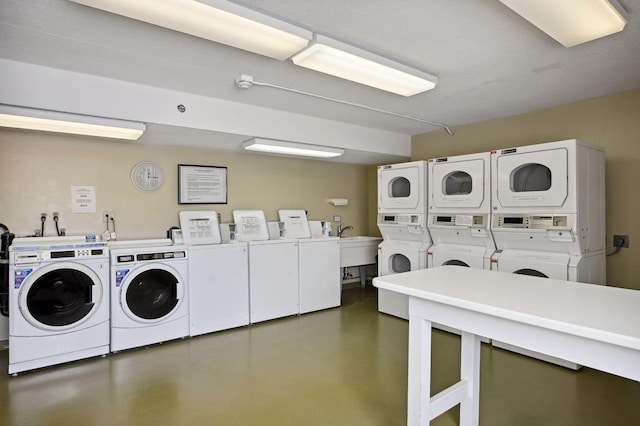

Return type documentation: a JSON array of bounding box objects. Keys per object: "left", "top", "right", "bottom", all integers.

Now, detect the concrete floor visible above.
[{"left": 1, "top": 285, "right": 639, "bottom": 425}]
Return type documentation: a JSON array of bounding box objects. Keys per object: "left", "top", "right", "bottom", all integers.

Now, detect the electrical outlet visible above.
[
  {"left": 103, "top": 211, "right": 116, "bottom": 223},
  {"left": 613, "top": 235, "right": 629, "bottom": 248}
]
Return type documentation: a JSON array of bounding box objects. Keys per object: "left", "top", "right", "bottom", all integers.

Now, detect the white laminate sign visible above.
[{"left": 71, "top": 186, "right": 96, "bottom": 213}]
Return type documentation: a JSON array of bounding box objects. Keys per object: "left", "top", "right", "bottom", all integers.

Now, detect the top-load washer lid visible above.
[
  {"left": 278, "top": 209, "right": 311, "bottom": 239},
  {"left": 179, "top": 211, "right": 222, "bottom": 245},
  {"left": 232, "top": 210, "right": 270, "bottom": 241}
]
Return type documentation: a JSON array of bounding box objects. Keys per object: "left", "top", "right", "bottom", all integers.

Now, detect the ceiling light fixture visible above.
[
  {"left": 0, "top": 104, "right": 146, "bottom": 140},
  {"left": 291, "top": 35, "right": 437, "bottom": 96},
  {"left": 242, "top": 138, "right": 344, "bottom": 158},
  {"left": 69, "top": 0, "right": 312, "bottom": 60},
  {"left": 235, "top": 75, "right": 454, "bottom": 135},
  {"left": 499, "top": 0, "right": 628, "bottom": 47}
]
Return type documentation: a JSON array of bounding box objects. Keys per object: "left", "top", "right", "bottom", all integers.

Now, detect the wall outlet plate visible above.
[
  {"left": 333, "top": 215, "right": 341, "bottom": 222},
  {"left": 613, "top": 235, "right": 629, "bottom": 248}
]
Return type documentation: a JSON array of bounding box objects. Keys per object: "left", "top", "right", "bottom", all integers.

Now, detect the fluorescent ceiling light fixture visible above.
[
  {"left": 242, "top": 138, "right": 344, "bottom": 158},
  {"left": 0, "top": 104, "right": 146, "bottom": 140},
  {"left": 291, "top": 35, "right": 437, "bottom": 96},
  {"left": 69, "top": 0, "right": 311, "bottom": 60},
  {"left": 499, "top": 0, "right": 628, "bottom": 47}
]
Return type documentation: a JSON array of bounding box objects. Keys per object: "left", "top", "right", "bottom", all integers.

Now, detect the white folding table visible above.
[{"left": 373, "top": 266, "right": 640, "bottom": 426}]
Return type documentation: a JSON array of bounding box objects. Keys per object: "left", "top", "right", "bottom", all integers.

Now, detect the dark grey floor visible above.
[{"left": 1, "top": 285, "right": 639, "bottom": 425}]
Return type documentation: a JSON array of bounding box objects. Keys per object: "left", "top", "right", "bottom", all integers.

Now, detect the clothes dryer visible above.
[
  {"left": 377, "top": 240, "right": 428, "bottom": 320},
  {"left": 491, "top": 139, "right": 605, "bottom": 255},
  {"left": 378, "top": 160, "right": 428, "bottom": 216},
  {"left": 9, "top": 237, "right": 110, "bottom": 374},
  {"left": 110, "top": 243, "right": 189, "bottom": 352}
]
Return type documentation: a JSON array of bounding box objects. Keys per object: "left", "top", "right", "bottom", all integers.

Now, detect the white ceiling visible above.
[{"left": 2, "top": 0, "right": 639, "bottom": 164}]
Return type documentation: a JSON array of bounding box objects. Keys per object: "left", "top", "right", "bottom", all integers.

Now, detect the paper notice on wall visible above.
[{"left": 71, "top": 186, "right": 96, "bottom": 213}]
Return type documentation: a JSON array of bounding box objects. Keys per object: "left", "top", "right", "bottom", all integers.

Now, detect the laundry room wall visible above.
[
  {"left": 409, "top": 88, "right": 640, "bottom": 290},
  {"left": 0, "top": 130, "right": 373, "bottom": 241}
]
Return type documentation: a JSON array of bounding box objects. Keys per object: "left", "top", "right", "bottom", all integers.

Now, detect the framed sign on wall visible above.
[{"left": 178, "top": 164, "right": 228, "bottom": 204}]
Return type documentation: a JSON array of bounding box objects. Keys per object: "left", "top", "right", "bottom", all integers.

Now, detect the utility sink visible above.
[{"left": 339, "top": 236, "right": 382, "bottom": 268}]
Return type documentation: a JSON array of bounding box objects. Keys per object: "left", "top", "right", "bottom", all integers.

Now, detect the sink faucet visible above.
[{"left": 337, "top": 224, "right": 353, "bottom": 238}]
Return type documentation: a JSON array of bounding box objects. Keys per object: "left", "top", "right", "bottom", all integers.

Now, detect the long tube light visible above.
[
  {"left": 291, "top": 35, "right": 437, "bottom": 97},
  {"left": 499, "top": 0, "right": 628, "bottom": 47},
  {"left": 0, "top": 105, "right": 146, "bottom": 140},
  {"left": 69, "top": 0, "right": 312, "bottom": 60},
  {"left": 242, "top": 138, "right": 344, "bottom": 158}
]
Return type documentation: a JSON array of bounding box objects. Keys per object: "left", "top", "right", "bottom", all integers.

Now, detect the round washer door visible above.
[
  {"left": 119, "top": 263, "right": 185, "bottom": 323},
  {"left": 514, "top": 268, "right": 549, "bottom": 278},
  {"left": 18, "top": 262, "right": 103, "bottom": 332},
  {"left": 443, "top": 260, "right": 470, "bottom": 267}
]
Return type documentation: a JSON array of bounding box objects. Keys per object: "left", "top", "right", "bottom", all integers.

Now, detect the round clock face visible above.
[{"left": 131, "top": 162, "right": 164, "bottom": 192}]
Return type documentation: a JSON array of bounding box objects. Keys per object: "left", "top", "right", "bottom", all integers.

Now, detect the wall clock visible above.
[{"left": 131, "top": 161, "right": 164, "bottom": 192}]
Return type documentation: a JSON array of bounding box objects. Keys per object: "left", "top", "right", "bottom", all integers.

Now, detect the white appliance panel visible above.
[
  {"left": 188, "top": 243, "right": 249, "bottom": 336},
  {"left": 248, "top": 240, "right": 299, "bottom": 323},
  {"left": 233, "top": 210, "right": 270, "bottom": 242},
  {"left": 491, "top": 249, "right": 570, "bottom": 279},
  {"left": 179, "top": 210, "right": 222, "bottom": 245},
  {"left": 299, "top": 238, "right": 340, "bottom": 314},
  {"left": 428, "top": 244, "right": 491, "bottom": 269}
]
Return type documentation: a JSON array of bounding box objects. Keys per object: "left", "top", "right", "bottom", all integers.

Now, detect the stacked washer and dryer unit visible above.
[
  {"left": 490, "top": 139, "right": 605, "bottom": 368},
  {"left": 427, "top": 152, "right": 495, "bottom": 271},
  {"left": 377, "top": 161, "right": 431, "bottom": 320}
]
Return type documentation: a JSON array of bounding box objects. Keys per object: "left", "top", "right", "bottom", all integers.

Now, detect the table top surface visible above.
[{"left": 373, "top": 266, "right": 640, "bottom": 350}]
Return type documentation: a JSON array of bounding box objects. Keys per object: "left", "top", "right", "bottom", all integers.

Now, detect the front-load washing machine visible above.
[
  {"left": 377, "top": 240, "right": 428, "bottom": 320},
  {"left": 8, "top": 237, "right": 110, "bottom": 374},
  {"left": 110, "top": 244, "right": 189, "bottom": 352},
  {"left": 490, "top": 248, "right": 605, "bottom": 369}
]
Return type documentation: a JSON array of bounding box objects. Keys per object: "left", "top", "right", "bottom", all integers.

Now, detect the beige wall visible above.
[
  {"left": 0, "top": 130, "right": 372, "bottom": 240},
  {"left": 410, "top": 88, "right": 640, "bottom": 290}
]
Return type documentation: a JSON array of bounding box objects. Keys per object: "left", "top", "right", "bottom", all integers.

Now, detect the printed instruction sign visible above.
[{"left": 71, "top": 186, "right": 96, "bottom": 213}]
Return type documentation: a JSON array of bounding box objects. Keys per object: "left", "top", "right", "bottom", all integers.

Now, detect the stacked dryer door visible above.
[
  {"left": 377, "top": 161, "right": 431, "bottom": 319},
  {"left": 490, "top": 139, "right": 605, "bottom": 368},
  {"left": 427, "top": 152, "right": 495, "bottom": 271}
]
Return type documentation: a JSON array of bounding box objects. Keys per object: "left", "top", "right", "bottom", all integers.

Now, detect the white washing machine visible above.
[
  {"left": 179, "top": 210, "right": 250, "bottom": 337},
  {"left": 188, "top": 242, "right": 249, "bottom": 336},
  {"left": 378, "top": 160, "right": 428, "bottom": 216},
  {"left": 377, "top": 240, "right": 429, "bottom": 320},
  {"left": 8, "top": 237, "right": 110, "bottom": 374},
  {"left": 110, "top": 243, "right": 189, "bottom": 352},
  {"left": 232, "top": 210, "right": 299, "bottom": 324}
]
